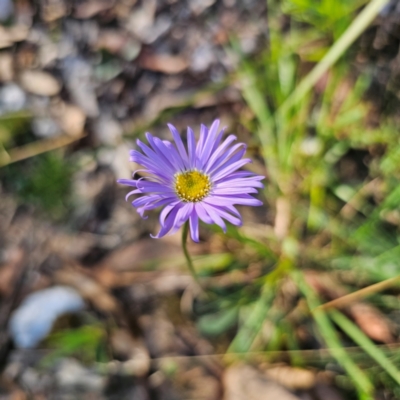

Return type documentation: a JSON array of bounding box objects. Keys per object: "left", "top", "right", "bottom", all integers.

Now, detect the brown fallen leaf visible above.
[
  {"left": 94, "top": 238, "right": 182, "bottom": 272},
  {"left": 73, "top": 0, "right": 114, "bottom": 19},
  {"left": 139, "top": 53, "right": 188, "bottom": 74},
  {"left": 96, "top": 29, "right": 130, "bottom": 53},
  {"left": 262, "top": 365, "right": 316, "bottom": 390},
  {"left": 0, "top": 247, "right": 25, "bottom": 297},
  {"left": 109, "top": 329, "right": 150, "bottom": 376},
  {"left": 0, "top": 52, "right": 13, "bottom": 82},
  {"left": 54, "top": 269, "right": 118, "bottom": 313},
  {"left": 348, "top": 303, "right": 394, "bottom": 344},
  {"left": 304, "top": 271, "right": 395, "bottom": 343},
  {"left": 0, "top": 26, "right": 29, "bottom": 49},
  {"left": 223, "top": 364, "right": 301, "bottom": 400}
]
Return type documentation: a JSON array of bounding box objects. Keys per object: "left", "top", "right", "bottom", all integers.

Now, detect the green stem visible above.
[{"left": 181, "top": 221, "right": 202, "bottom": 288}]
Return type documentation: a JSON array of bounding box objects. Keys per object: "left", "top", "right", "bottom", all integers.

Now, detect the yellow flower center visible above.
[{"left": 174, "top": 170, "right": 211, "bottom": 202}]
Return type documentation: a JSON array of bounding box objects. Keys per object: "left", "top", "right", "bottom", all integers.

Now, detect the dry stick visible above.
[
  {"left": 0, "top": 133, "right": 86, "bottom": 167},
  {"left": 97, "top": 343, "right": 400, "bottom": 376},
  {"left": 149, "top": 342, "right": 400, "bottom": 364},
  {"left": 314, "top": 275, "right": 400, "bottom": 313}
]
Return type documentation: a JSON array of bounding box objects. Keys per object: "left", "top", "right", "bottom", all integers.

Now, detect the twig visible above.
[
  {"left": 313, "top": 275, "right": 400, "bottom": 313},
  {"left": 0, "top": 133, "right": 86, "bottom": 168}
]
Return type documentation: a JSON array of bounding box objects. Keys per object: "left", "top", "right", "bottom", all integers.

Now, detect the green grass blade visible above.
[
  {"left": 278, "top": 0, "right": 390, "bottom": 117},
  {"left": 237, "top": 61, "right": 278, "bottom": 177},
  {"left": 330, "top": 309, "right": 400, "bottom": 385},
  {"left": 292, "top": 270, "right": 374, "bottom": 397},
  {"left": 228, "top": 282, "right": 276, "bottom": 353}
]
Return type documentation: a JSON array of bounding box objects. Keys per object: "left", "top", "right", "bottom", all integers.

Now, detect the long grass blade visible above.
[
  {"left": 292, "top": 270, "right": 374, "bottom": 397},
  {"left": 278, "top": 0, "right": 390, "bottom": 117},
  {"left": 330, "top": 310, "right": 400, "bottom": 385}
]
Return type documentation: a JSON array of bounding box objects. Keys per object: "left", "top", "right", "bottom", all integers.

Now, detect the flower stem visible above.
[{"left": 181, "top": 221, "right": 202, "bottom": 288}]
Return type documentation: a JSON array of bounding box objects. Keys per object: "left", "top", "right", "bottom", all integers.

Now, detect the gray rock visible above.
[
  {"left": 62, "top": 57, "right": 99, "bottom": 118},
  {"left": 55, "top": 358, "right": 105, "bottom": 392},
  {"left": 32, "top": 117, "right": 61, "bottom": 138},
  {"left": 189, "top": 0, "right": 216, "bottom": 15},
  {"left": 0, "top": 83, "right": 27, "bottom": 112},
  {"left": 9, "top": 286, "right": 85, "bottom": 348},
  {"left": 190, "top": 44, "right": 215, "bottom": 72},
  {"left": 0, "top": 0, "right": 13, "bottom": 21},
  {"left": 94, "top": 115, "right": 123, "bottom": 146},
  {"left": 126, "top": 2, "right": 171, "bottom": 45},
  {"left": 143, "top": 14, "right": 172, "bottom": 44}
]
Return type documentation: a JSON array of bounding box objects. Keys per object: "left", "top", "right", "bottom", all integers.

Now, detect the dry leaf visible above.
[
  {"left": 223, "top": 364, "right": 301, "bottom": 400},
  {"left": 349, "top": 303, "right": 394, "bottom": 343},
  {"left": 263, "top": 365, "right": 316, "bottom": 390},
  {"left": 54, "top": 269, "right": 118, "bottom": 313},
  {"left": 139, "top": 53, "right": 188, "bottom": 74},
  {"left": 20, "top": 70, "right": 61, "bottom": 96}
]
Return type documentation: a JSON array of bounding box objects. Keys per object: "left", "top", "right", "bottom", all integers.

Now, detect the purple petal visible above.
[
  {"left": 151, "top": 204, "right": 181, "bottom": 239},
  {"left": 125, "top": 189, "right": 141, "bottom": 201},
  {"left": 146, "top": 134, "right": 184, "bottom": 172},
  {"left": 196, "top": 124, "right": 207, "bottom": 163},
  {"left": 187, "top": 127, "right": 197, "bottom": 169},
  {"left": 226, "top": 171, "right": 262, "bottom": 179},
  {"left": 136, "top": 181, "right": 174, "bottom": 194},
  {"left": 137, "top": 196, "right": 178, "bottom": 217},
  {"left": 169, "top": 203, "right": 193, "bottom": 235},
  {"left": 204, "top": 134, "right": 237, "bottom": 173},
  {"left": 211, "top": 127, "right": 226, "bottom": 153},
  {"left": 203, "top": 194, "right": 263, "bottom": 207},
  {"left": 207, "top": 143, "right": 246, "bottom": 174},
  {"left": 132, "top": 194, "right": 163, "bottom": 208},
  {"left": 202, "top": 203, "right": 227, "bottom": 233},
  {"left": 194, "top": 202, "right": 213, "bottom": 224},
  {"left": 211, "top": 158, "right": 252, "bottom": 181},
  {"left": 159, "top": 201, "right": 182, "bottom": 225},
  {"left": 162, "top": 140, "right": 186, "bottom": 171},
  {"left": 136, "top": 140, "right": 175, "bottom": 176},
  {"left": 117, "top": 178, "right": 137, "bottom": 187},
  {"left": 130, "top": 150, "right": 172, "bottom": 182},
  {"left": 168, "top": 123, "right": 189, "bottom": 168},
  {"left": 199, "top": 119, "right": 220, "bottom": 168},
  {"left": 212, "top": 187, "right": 258, "bottom": 195},
  {"left": 214, "top": 178, "right": 264, "bottom": 189},
  {"left": 202, "top": 203, "right": 242, "bottom": 226}
]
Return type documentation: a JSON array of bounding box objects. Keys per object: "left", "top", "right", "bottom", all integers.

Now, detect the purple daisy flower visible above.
[{"left": 118, "top": 120, "right": 264, "bottom": 242}]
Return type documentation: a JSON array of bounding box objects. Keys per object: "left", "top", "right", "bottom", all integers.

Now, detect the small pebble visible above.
[
  {"left": 9, "top": 286, "right": 85, "bottom": 348},
  {"left": 32, "top": 117, "right": 61, "bottom": 138},
  {"left": 20, "top": 70, "right": 61, "bottom": 96},
  {"left": 0, "top": 83, "right": 27, "bottom": 112},
  {"left": 0, "top": 0, "right": 13, "bottom": 21}
]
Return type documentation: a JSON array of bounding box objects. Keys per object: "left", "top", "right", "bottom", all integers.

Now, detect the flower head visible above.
[{"left": 118, "top": 120, "right": 264, "bottom": 242}]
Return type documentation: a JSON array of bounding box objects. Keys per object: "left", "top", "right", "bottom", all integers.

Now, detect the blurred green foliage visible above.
[
  {"left": 1, "top": 151, "right": 74, "bottom": 220},
  {"left": 1, "top": 0, "right": 399, "bottom": 397},
  {"left": 191, "top": 0, "right": 400, "bottom": 398},
  {"left": 42, "top": 325, "right": 107, "bottom": 367}
]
